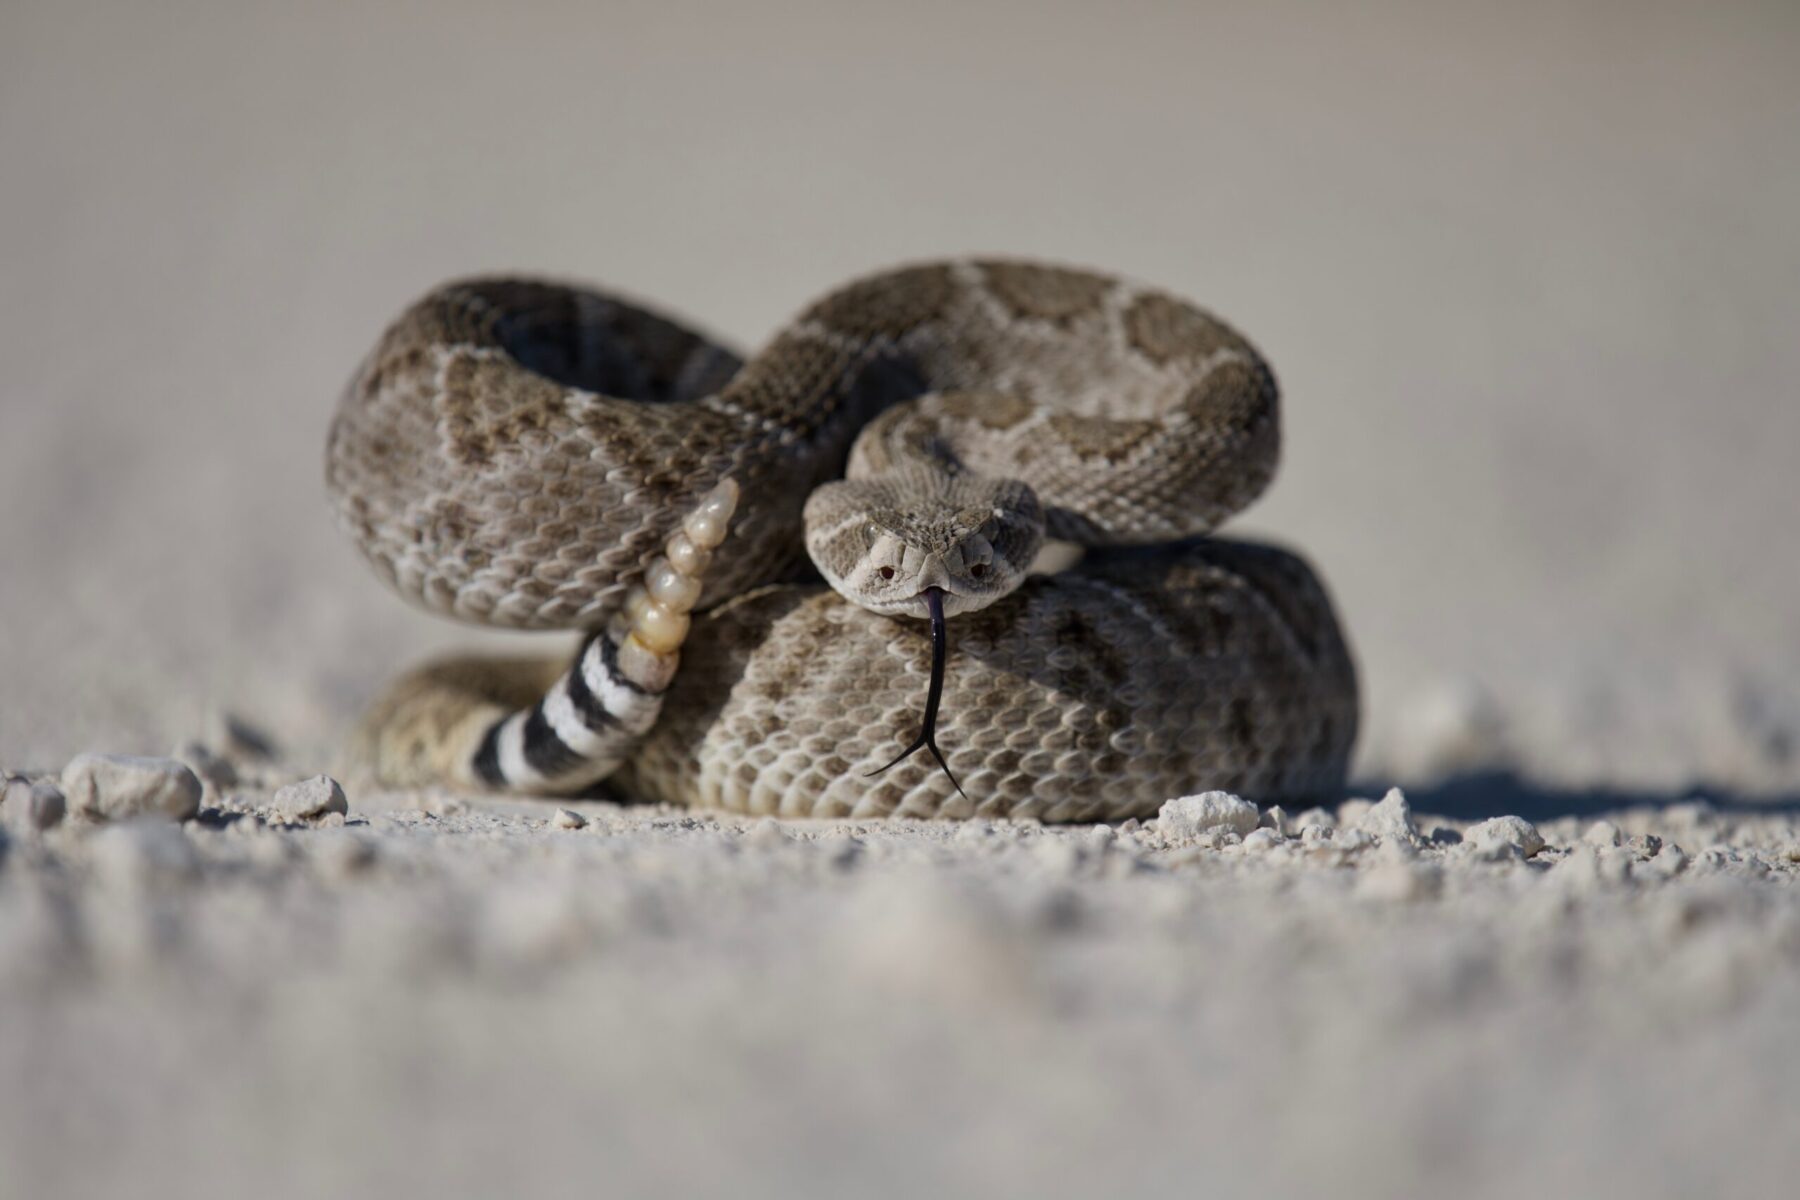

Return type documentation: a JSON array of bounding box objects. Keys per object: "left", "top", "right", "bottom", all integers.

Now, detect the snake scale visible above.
[{"left": 326, "top": 259, "right": 1357, "bottom": 821}]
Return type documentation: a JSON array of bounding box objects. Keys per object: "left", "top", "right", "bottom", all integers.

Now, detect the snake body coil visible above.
[{"left": 327, "top": 260, "right": 1357, "bottom": 821}]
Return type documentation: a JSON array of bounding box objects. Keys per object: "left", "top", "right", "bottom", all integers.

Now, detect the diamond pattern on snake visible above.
[{"left": 326, "top": 259, "right": 1358, "bottom": 821}]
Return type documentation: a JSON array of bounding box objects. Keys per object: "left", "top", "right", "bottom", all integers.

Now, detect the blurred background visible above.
[{"left": 4, "top": 0, "right": 1797, "bottom": 796}]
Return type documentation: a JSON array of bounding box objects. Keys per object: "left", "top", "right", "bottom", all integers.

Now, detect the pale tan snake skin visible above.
[{"left": 326, "top": 259, "right": 1357, "bottom": 821}]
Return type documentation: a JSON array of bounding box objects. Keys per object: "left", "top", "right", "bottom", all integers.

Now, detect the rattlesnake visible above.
[{"left": 326, "top": 259, "right": 1357, "bottom": 821}]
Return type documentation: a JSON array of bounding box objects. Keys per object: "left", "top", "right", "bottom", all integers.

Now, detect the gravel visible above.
[
  {"left": 0, "top": 779, "right": 1795, "bottom": 1200},
  {"left": 0, "top": 783, "right": 1794, "bottom": 1200}
]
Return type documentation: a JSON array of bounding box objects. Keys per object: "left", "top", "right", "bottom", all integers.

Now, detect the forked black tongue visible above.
[{"left": 867, "top": 586, "right": 967, "bottom": 799}]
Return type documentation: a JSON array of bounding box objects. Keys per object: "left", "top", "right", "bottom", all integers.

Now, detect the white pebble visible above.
[
  {"left": 552, "top": 807, "right": 587, "bottom": 830},
  {"left": 1583, "top": 819, "right": 1623, "bottom": 847},
  {"left": 1157, "top": 791, "right": 1260, "bottom": 840},
  {"left": 1465, "top": 814, "right": 1545, "bottom": 859},
  {"left": 1241, "top": 828, "right": 1280, "bottom": 852},
  {"left": 1294, "top": 808, "right": 1337, "bottom": 832},
  {"left": 1356, "top": 787, "right": 1420, "bottom": 846},
  {"left": 1259, "top": 806, "right": 1291, "bottom": 837},
  {"left": 272, "top": 775, "right": 349, "bottom": 821},
  {"left": 62, "top": 754, "right": 201, "bottom": 822}
]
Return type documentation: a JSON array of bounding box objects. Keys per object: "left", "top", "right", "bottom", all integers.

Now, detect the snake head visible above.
[{"left": 802, "top": 467, "right": 1044, "bottom": 619}]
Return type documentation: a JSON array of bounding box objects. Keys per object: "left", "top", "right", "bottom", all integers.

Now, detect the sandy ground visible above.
[
  {"left": 4, "top": 773, "right": 1798, "bottom": 1199},
  {"left": 4, "top": 1, "right": 1800, "bottom": 1196}
]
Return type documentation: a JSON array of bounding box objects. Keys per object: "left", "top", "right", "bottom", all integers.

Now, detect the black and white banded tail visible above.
[
  {"left": 456, "top": 478, "right": 740, "bottom": 794},
  {"left": 467, "top": 627, "right": 666, "bottom": 791}
]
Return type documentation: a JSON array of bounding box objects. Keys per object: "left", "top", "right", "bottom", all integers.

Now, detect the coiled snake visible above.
[{"left": 326, "top": 259, "right": 1356, "bottom": 821}]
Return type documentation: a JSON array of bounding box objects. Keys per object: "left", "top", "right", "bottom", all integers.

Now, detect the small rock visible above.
[
  {"left": 1629, "top": 833, "right": 1663, "bottom": 858},
  {"left": 1158, "top": 791, "right": 1260, "bottom": 839},
  {"left": 1465, "top": 814, "right": 1545, "bottom": 859},
  {"left": 1356, "top": 787, "right": 1419, "bottom": 846},
  {"left": 62, "top": 754, "right": 202, "bottom": 823},
  {"left": 1335, "top": 828, "right": 1376, "bottom": 853},
  {"left": 88, "top": 819, "right": 200, "bottom": 888},
  {"left": 1337, "top": 797, "right": 1374, "bottom": 827},
  {"left": 1301, "top": 824, "right": 1334, "bottom": 845},
  {"left": 1241, "top": 828, "right": 1281, "bottom": 852},
  {"left": 1583, "top": 820, "right": 1623, "bottom": 848},
  {"left": 552, "top": 808, "right": 587, "bottom": 830},
  {"left": 1259, "top": 806, "right": 1291, "bottom": 837},
  {"left": 4, "top": 776, "right": 67, "bottom": 832},
  {"left": 272, "top": 775, "right": 349, "bottom": 821}
]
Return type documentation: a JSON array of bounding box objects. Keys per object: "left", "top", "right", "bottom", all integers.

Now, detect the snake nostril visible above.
[{"left": 878, "top": 566, "right": 895, "bottom": 581}]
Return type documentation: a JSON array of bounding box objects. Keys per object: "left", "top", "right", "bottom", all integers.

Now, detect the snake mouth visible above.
[{"left": 866, "top": 586, "right": 966, "bottom": 799}]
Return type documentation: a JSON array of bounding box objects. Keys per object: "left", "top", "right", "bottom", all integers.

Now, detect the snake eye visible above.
[
  {"left": 969, "top": 563, "right": 987, "bottom": 578},
  {"left": 878, "top": 566, "right": 895, "bottom": 581}
]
